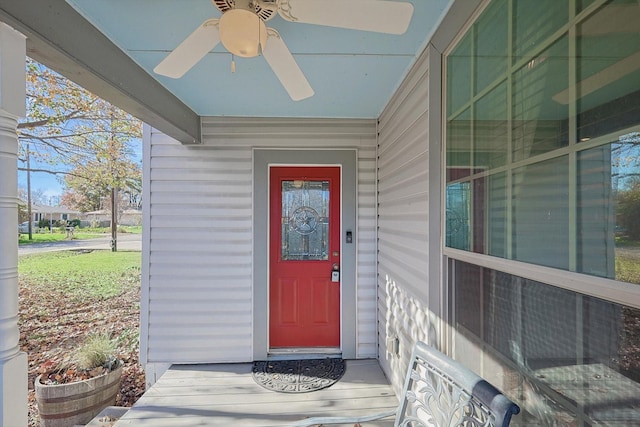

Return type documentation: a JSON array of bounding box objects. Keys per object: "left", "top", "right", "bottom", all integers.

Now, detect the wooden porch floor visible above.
[{"left": 114, "top": 359, "right": 398, "bottom": 426}]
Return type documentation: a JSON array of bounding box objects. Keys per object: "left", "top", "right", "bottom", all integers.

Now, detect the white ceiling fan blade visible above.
[
  {"left": 280, "top": 0, "right": 414, "bottom": 35},
  {"left": 262, "top": 30, "right": 314, "bottom": 101},
  {"left": 154, "top": 19, "right": 220, "bottom": 78}
]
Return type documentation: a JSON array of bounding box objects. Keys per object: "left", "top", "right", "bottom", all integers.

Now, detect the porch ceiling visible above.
[{"left": 0, "top": 0, "right": 452, "bottom": 144}]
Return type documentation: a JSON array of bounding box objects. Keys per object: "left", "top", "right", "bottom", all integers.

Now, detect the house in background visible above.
[
  {"left": 0, "top": 0, "right": 638, "bottom": 426},
  {"left": 27, "top": 204, "right": 80, "bottom": 224},
  {"left": 82, "top": 209, "right": 142, "bottom": 228}
]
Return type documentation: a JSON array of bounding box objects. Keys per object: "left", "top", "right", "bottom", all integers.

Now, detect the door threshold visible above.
[{"left": 267, "top": 347, "right": 342, "bottom": 360}]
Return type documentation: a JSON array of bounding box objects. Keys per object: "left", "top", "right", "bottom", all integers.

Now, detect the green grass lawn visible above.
[
  {"left": 19, "top": 250, "right": 141, "bottom": 299},
  {"left": 82, "top": 225, "right": 142, "bottom": 234},
  {"left": 18, "top": 232, "right": 102, "bottom": 245},
  {"left": 18, "top": 225, "right": 142, "bottom": 245},
  {"left": 616, "top": 254, "right": 640, "bottom": 285},
  {"left": 615, "top": 237, "right": 640, "bottom": 285}
]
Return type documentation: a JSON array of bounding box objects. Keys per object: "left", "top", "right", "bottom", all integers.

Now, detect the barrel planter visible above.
[{"left": 34, "top": 361, "right": 122, "bottom": 427}]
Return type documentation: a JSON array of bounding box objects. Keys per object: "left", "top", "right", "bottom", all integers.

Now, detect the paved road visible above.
[{"left": 18, "top": 233, "right": 142, "bottom": 256}]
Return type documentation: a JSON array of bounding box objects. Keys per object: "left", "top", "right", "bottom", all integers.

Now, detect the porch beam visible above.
[{"left": 0, "top": 0, "right": 202, "bottom": 144}]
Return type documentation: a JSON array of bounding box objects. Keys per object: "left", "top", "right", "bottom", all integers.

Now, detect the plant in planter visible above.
[{"left": 35, "top": 333, "right": 123, "bottom": 427}]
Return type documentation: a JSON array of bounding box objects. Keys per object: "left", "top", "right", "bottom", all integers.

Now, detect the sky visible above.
[{"left": 17, "top": 167, "right": 62, "bottom": 203}]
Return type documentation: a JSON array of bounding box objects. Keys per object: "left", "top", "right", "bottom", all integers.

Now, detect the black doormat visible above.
[{"left": 252, "top": 358, "right": 346, "bottom": 393}]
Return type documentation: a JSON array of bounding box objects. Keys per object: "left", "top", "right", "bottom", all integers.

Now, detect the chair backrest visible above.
[{"left": 395, "top": 341, "right": 520, "bottom": 427}]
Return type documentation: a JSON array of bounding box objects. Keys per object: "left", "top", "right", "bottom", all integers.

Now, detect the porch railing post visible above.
[{"left": 0, "top": 21, "right": 27, "bottom": 427}]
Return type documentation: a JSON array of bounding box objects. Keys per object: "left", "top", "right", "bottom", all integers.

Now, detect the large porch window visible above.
[
  {"left": 444, "top": 0, "right": 640, "bottom": 425},
  {"left": 450, "top": 259, "right": 640, "bottom": 425}
]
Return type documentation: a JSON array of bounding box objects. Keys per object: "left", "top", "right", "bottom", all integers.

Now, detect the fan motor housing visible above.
[{"left": 212, "top": 0, "right": 278, "bottom": 21}]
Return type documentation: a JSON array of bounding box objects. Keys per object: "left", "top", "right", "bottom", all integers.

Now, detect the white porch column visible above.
[{"left": 0, "top": 22, "right": 27, "bottom": 427}]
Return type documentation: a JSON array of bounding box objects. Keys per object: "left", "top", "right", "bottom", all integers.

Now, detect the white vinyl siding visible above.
[
  {"left": 143, "top": 117, "right": 378, "bottom": 365},
  {"left": 377, "top": 48, "right": 437, "bottom": 392},
  {"left": 356, "top": 145, "right": 378, "bottom": 357},
  {"left": 144, "top": 130, "right": 253, "bottom": 363}
]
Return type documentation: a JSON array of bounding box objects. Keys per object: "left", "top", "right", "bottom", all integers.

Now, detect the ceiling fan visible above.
[{"left": 153, "top": 0, "right": 414, "bottom": 101}]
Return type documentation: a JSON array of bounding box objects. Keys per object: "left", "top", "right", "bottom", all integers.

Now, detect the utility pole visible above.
[
  {"left": 111, "top": 187, "right": 117, "bottom": 252},
  {"left": 109, "top": 105, "right": 118, "bottom": 252},
  {"left": 26, "top": 143, "right": 32, "bottom": 240}
]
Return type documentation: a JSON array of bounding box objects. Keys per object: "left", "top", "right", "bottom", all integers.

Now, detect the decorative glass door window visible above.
[{"left": 281, "top": 180, "right": 329, "bottom": 260}]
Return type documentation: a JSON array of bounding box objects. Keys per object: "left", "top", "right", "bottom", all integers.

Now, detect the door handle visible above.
[{"left": 331, "top": 263, "right": 340, "bottom": 282}]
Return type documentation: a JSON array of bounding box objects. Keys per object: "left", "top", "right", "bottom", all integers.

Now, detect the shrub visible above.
[{"left": 75, "top": 333, "right": 116, "bottom": 370}]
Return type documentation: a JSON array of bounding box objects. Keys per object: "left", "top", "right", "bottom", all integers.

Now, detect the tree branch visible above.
[{"left": 16, "top": 167, "right": 87, "bottom": 179}]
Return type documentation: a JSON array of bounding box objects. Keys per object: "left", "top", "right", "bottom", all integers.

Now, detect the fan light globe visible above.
[{"left": 219, "top": 9, "right": 267, "bottom": 58}]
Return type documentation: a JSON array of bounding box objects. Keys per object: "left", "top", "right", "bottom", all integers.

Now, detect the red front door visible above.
[{"left": 269, "top": 166, "right": 341, "bottom": 348}]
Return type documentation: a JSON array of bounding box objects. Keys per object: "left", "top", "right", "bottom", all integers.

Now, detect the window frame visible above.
[{"left": 441, "top": 0, "right": 640, "bottom": 311}]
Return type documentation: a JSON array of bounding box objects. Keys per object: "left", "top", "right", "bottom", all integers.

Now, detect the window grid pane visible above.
[{"left": 444, "top": 0, "right": 640, "bottom": 287}]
